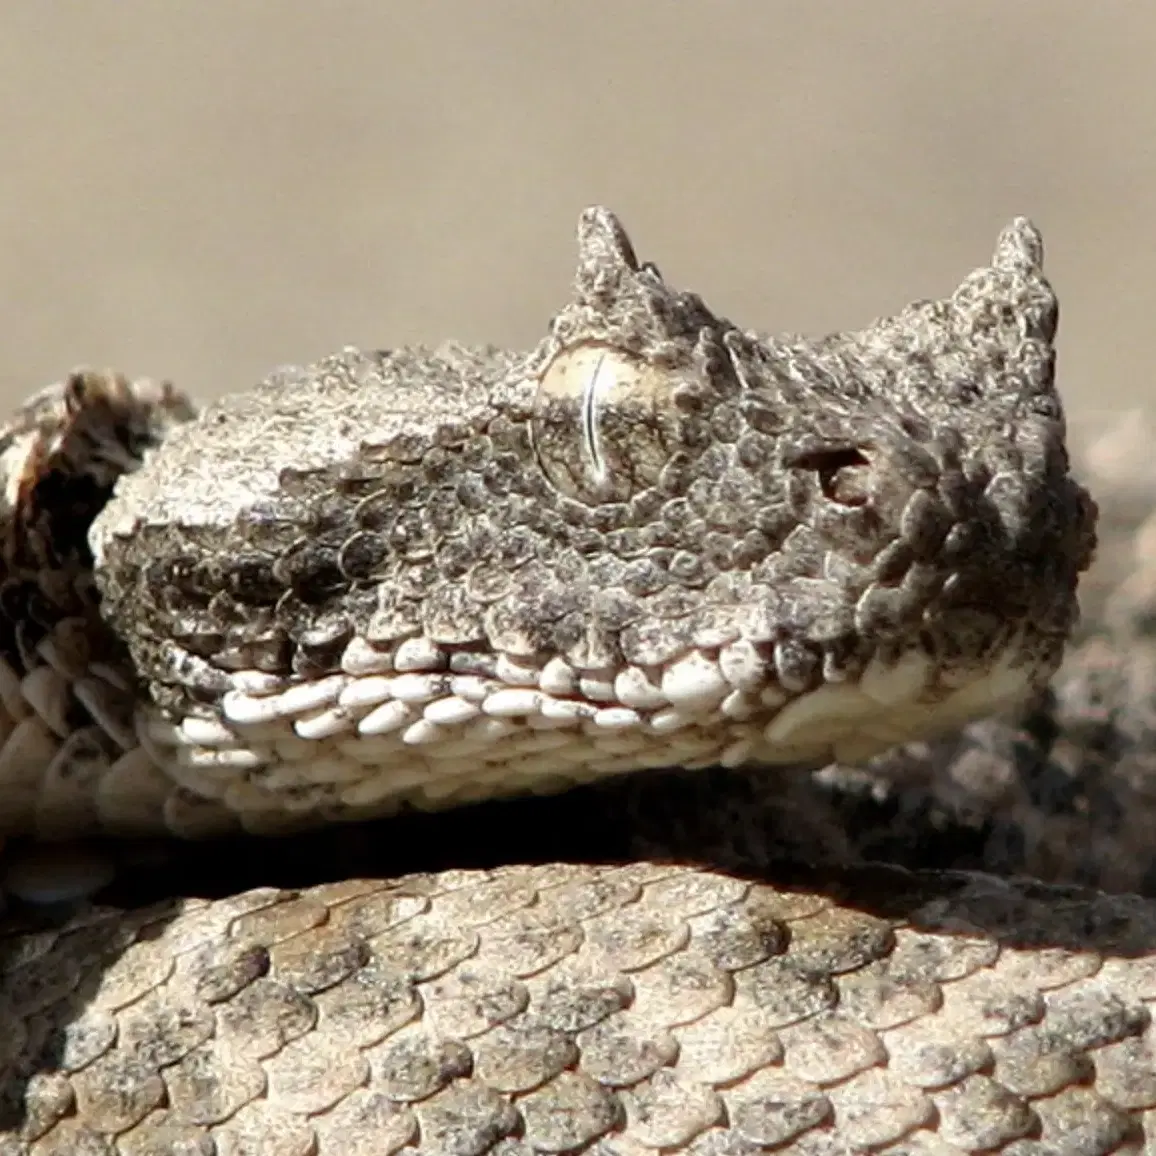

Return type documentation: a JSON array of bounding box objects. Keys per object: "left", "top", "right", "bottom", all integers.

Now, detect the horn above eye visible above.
[{"left": 531, "top": 343, "right": 678, "bottom": 504}]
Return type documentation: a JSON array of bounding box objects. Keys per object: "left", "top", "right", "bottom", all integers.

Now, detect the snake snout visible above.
[{"left": 780, "top": 429, "right": 950, "bottom": 573}]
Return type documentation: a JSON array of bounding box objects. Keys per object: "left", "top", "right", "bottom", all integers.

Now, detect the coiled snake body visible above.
[{"left": 2, "top": 210, "right": 1153, "bottom": 1154}]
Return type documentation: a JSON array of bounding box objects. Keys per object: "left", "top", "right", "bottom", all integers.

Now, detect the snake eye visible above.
[
  {"left": 788, "top": 446, "right": 872, "bottom": 507},
  {"left": 532, "top": 343, "right": 678, "bottom": 504}
]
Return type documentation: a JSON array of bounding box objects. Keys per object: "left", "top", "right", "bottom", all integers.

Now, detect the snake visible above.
[{"left": 1, "top": 207, "right": 1153, "bottom": 1153}]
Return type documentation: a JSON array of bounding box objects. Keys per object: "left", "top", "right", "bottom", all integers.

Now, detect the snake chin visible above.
[{"left": 728, "top": 631, "right": 1039, "bottom": 768}]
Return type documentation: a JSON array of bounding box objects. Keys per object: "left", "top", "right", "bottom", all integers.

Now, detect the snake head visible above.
[{"left": 89, "top": 208, "right": 1097, "bottom": 826}]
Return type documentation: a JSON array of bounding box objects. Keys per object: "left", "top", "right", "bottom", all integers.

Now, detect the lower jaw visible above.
[
  {"left": 131, "top": 634, "right": 1052, "bottom": 831},
  {"left": 744, "top": 634, "right": 1045, "bottom": 768}
]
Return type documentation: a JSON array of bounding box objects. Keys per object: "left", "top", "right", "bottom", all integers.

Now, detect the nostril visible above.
[{"left": 788, "top": 446, "right": 872, "bottom": 507}]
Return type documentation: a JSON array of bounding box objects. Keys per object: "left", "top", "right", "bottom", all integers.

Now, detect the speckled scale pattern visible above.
[
  {"left": 0, "top": 209, "right": 1140, "bottom": 1155},
  {"left": 75, "top": 208, "right": 1094, "bottom": 827},
  {"left": 3, "top": 863, "right": 1156, "bottom": 1154}
]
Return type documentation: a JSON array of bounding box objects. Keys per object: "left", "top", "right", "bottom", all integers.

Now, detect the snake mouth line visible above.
[{"left": 124, "top": 629, "right": 1044, "bottom": 834}]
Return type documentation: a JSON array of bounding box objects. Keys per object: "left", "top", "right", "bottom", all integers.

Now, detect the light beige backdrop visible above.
[{"left": 1, "top": 3, "right": 1152, "bottom": 430}]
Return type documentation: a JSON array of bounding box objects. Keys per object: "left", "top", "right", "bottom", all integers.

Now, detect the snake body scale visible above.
[{"left": 1, "top": 209, "right": 1153, "bottom": 1153}]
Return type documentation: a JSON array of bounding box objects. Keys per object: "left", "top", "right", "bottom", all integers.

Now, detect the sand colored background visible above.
[{"left": 1, "top": 3, "right": 1153, "bottom": 437}]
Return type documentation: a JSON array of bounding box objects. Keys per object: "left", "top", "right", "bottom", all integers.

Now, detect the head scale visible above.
[{"left": 90, "top": 207, "right": 1098, "bottom": 819}]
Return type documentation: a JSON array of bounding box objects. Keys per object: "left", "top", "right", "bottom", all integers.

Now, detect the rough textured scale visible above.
[
  {"left": 7, "top": 857, "right": 1156, "bottom": 1155},
  {"left": 12, "top": 207, "right": 1096, "bottom": 839},
  {"left": 3, "top": 208, "right": 1153, "bottom": 1152}
]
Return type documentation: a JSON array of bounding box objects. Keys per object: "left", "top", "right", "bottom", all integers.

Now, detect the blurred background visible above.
[{"left": 1, "top": 2, "right": 1153, "bottom": 438}]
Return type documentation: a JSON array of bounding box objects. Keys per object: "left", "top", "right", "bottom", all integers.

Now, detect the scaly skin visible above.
[
  {"left": 3, "top": 212, "right": 1150, "bottom": 1152},
  {"left": 6, "top": 853, "right": 1156, "bottom": 1155},
  {"left": 85, "top": 207, "right": 1093, "bottom": 834}
]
